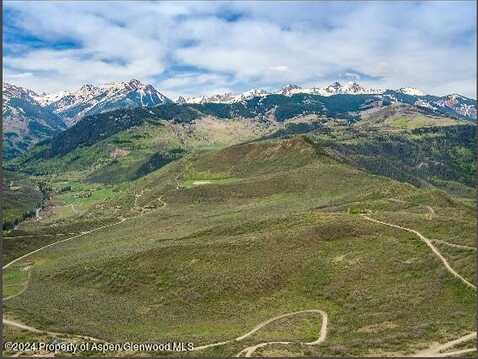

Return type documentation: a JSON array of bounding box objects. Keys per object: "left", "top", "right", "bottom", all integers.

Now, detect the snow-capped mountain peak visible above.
[
  {"left": 435, "top": 93, "right": 477, "bottom": 118},
  {"left": 319, "top": 81, "right": 383, "bottom": 96},
  {"left": 127, "top": 78, "right": 142, "bottom": 88},
  {"left": 184, "top": 92, "right": 236, "bottom": 104},
  {"left": 343, "top": 82, "right": 366, "bottom": 93},
  {"left": 3, "top": 82, "right": 40, "bottom": 101},
  {"left": 445, "top": 93, "right": 467, "bottom": 101},
  {"left": 398, "top": 87, "right": 426, "bottom": 96},
  {"left": 181, "top": 88, "right": 270, "bottom": 104},
  {"left": 101, "top": 78, "right": 145, "bottom": 92},
  {"left": 33, "top": 79, "right": 171, "bottom": 124},
  {"left": 80, "top": 83, "right": 98, "bottom": 91},
  {"left": 3, "top": 83, "right": 66, "bottom": 158},
  {"left": 279, "top": 84, "right": 302, "bottom": 95},
  {"left": 176, "top": 96, "right": 187, "bottom": 104},
  {"left": 234, "top": 88, "right": 270, "bottom": 101},
  {"left": 325, "top": 81, "right": 343, "bottom": 92}
]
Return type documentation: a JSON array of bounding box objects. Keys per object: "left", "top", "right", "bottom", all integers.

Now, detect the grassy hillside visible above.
[
  {"left": 11, "top": 116, "right": 271, "bottom": 182},
  {"left": 263, "top": 108, "right": 475, "bottom": 194},
  {"left": 2, "top": 170, "right": 44, "bottom": 230},
  {"left": 324, "top": 124, "right": 477, "bottom": 190},
  {"left": 3, "top": 136, "right": 475, "bottom": 357}
]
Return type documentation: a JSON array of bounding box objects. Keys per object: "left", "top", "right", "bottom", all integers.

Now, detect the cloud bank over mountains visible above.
[{"left": 4, "top": 1, "right": 477, "bottom": 98}]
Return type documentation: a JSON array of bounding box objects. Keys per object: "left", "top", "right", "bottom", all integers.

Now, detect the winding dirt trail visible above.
[
  {"left": 3, "top": 217, "right": 128, "bottom": 338},
  {"left": 361, "top": 214, "right": 476, "bottom": 290},
  {"left": 3, "top": 189, "right": 167, "bottom": 292},
  {"left": 430, "top": 239, "right": 476, "bottom": 251},
  {"left": 432, "top": 348, "right": 477, "bottom": 357},
  {"left": 387, "top": 199, "right": 435, "bottom": 221},
  {"left": 3, "top": 217, "right": 127, "bottom": 271},
  {"left": 4, "top": 267, "right": 32, "bottom": 301},
  {"left": 362, "top": 214, "right": 476, "bottom": 357},
  {"left": 191, "top": 309, "right": 328, "bottom": 357},
  {"left": 412, "top": 332, "right": 476, "bottom": 357},
  {"left": 3, "top": 318, "right": 105, "bottom": 343}
]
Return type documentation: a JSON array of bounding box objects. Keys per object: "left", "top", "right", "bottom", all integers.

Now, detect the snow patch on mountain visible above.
[
  {"left": 181, "top": 88, "right": 270, "bottom": 104},
  {"left": 4, "top": 82, "right": 40, "bottom": 101},
  {"left": 398, "top": 87, "right": 426, "bottom": 96},
  {"left": 273, "top": 82, "right": 384, "bottom": 97},
  {"left": 278, "top": 84, "right": 302, "bottom": 96},
  {"left": 435, "top": 94, "right": 477, "bottom": 118}
]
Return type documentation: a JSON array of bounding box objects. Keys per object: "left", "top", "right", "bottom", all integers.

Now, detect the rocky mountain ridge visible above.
[
  {"left": 34, "top": 79, "right": 171, "bottom": 124},
  {"left": 3, "top": 83, "right": 66, "bottom": 159}
]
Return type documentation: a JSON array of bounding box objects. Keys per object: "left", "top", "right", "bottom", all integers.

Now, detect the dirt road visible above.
[
  {"left": 361, "top": 215, "right": 476, "bottom": 290},
  {"left": 430, "top": 238, "right": 476, "bottom": 251},
  {"left": 412, "top": 332, "right": 476, "bottom": 357},
  {"left": 362, "top": 214, "right": 476, "bottom": 357},
  {"left": 191, "top": 309, "right": 328, "bottom": 357},
  {"left": 3, "top": 217, "right": 127, "bottom": 271},
  {"left": 4, "top": 268, "right": 31, "bottom": 301},
  {"left": 3, "top": 318, "right": 104, "bottom": 342}
]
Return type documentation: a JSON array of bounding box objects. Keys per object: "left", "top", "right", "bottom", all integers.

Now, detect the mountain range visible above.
[{"left": 3, "top": 79, "right": 476, "bottom": 159}]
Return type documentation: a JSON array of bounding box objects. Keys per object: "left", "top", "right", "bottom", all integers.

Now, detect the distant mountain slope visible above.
[
  {"left": 3, "top": 80, "right": 172, "bottom": 159},
  {"left": 180, "top": 88, "right": 271, "bottom": 104},
  {"left": 10, "top": 94, "right": 380, "bottom": 172},
  {"left": 11, "top": 104, "right": 269, "bottom": 180},
  {"left": 3, "top": 83, "right": 66, "bottom": 159},
  {"left": 12, "top": 92, "right": 473, "bottom": 165},
  {"left": 36, "top": 79, "right": 172, "bottom": 125},
  {"left": 188, "top": 91, "right": 476, "bottom": 123},
  {"left": 2, "top": 170, "right": 44, "bottom": 230},
  {"left": 264, "top": 104, "right": 476, "bottom": 192},
  {"left": 382, "top": 90, "right": 477, "bottom": 120},
  {"left": 180, "top": 81, "right": 476, "bottom": 121}
]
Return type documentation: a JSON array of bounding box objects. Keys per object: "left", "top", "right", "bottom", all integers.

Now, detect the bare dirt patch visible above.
[{"left": 357, "top": 321, "right": 398, "bottom": 333}]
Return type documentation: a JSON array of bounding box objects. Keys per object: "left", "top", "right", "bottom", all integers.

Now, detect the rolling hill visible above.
[{"left": 3, "top": 136, "right": 476, "bottom": 357}]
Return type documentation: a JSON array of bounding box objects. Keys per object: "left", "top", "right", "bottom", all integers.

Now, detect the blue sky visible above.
[{"left": 3, "top": 1, "right": 477, "bottom": 98}]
